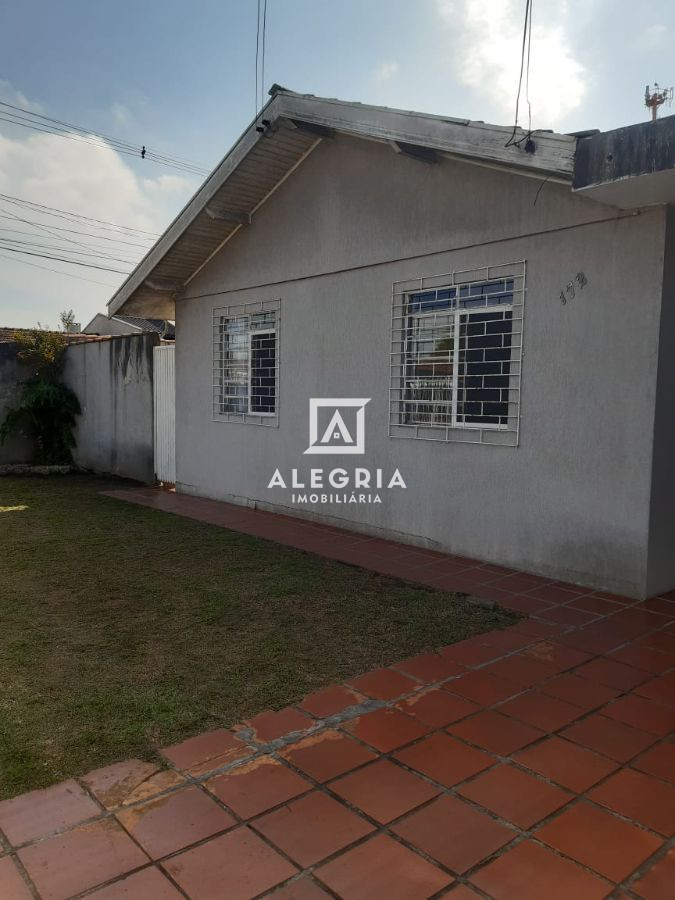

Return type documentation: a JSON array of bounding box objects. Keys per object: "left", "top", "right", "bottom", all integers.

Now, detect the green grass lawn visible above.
[{"left": 0, "top": 474, "right": 517, "bottom": 799}]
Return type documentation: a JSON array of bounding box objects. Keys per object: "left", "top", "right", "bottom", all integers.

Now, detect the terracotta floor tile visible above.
[
  {"left": 588, "top": 768, "right": 675, "bottom": 835},
  {"left": 526, "top": 585, "right": 587, "bottom": 604},
  {"left": 574, "top": 657, "right": 652, "bottom": 691},
  {"left": 498, "top": 690, "right": 585, "bottom": 732},
  {"left": 252, "top": 791, "right": 374, "bottom": 867},
  {"left": 244, "top": 707, "right": 314, "bottom": 743},
  {"left": 458, "top": 764, "right": 571, "bottom": 828},
  {"left": 299, "top": 685, "right": 364, "bottom": 718},
  {"left": 315, "top": 833, "right": 451, "bottom": 899},
  {"left": 87, "top": 866, "right": 183, "bottom": 898},
  {"left": 162, "top": 826, "right": 297, "bottom": 900},
  {"left": 448, "top": 710, "right": 544, "bottom": 755},
  {"left": 440, "top": 638, "right": 509, "bottom": 667},
  {"left": 482, "top": 655, "right": 557, "bottom": 687},
  {"left": 567, "top": 595, "right": 624, "bottom": 614},
  {"left": 116, "top": 786, "right": 234, "bottom": 859},
  {"left": 641, "top": 631, "right": 675, "bottom": 655},
  {"left": 557, "top": 626, "right": 626, "bottom": 655},
  {"left": 280, "top": 730, "right": 377, "bottom": 782},
  {"left": 607, "top": 644, "right": 675, "bottom": 674},
  {"left": 342, "top": 708, "right": 430, "bottom": 752},
  {"left": 540, "top": 672, "right": 621, "bottom": 710},
  {"left": 446, "top": 886, "right": 483, "bottom": 898},
  {"left": 499, "top": 594, "right": 552, "bottom": 614},
  {"left": 632, "top": 741, "right": 675, "bottom": 783},
  {"left": 469, "top": 839, "right": 610, "bottom": 900},
  {"left": 397, "top": 688, "right": 479, "bottom": 728},
  {"left": 562, "top": 714, "right": 656, "bottom": 762},
  {"left": 393, "top": 651, "right": 465, "bottom": 683},
  {"left": 602, "top": 693, "right": 675, "bottom": 736},
  {"left": 521, "top": 640, "right": 590, "bottom": 671},
  {"left": 539, "top": 606, "right": 599, "bottom": 626},
  {"left": 395, "top": 733, "right": 494, "bottom": 788},
  {"left": 632, "top": 847, "right": 675, "bottom": 900},
  {"left": 393, "top": 794, "right": 514, "bottom": 873},
  {"left": 513, "top": 736, "right": 619, "bottom": 792},
  {"left": 206, "top": 757, "right": 311, "bottom": 819},
  {"left": 535, "top": 801, "right": 662, "bottom": 882},
  {"left": 0, "top": 779, "right": 101, "bottom": 846},
  {"left": 18, "top": 819, "right": 148, "bottom": 900},
  {"left": 444, "top": 670, "right": 521, "bottom": 705},
  {"left": 81, "top": 760, "right": 184, "bottom": 810},
  {"left": 347, "top": 668, "right": 419, "bottom": 701},
  {"left": 329, "top": 758, "right": 439, "bottom": 823},
  {"left": 633, "top": 671, "right": 675, "bottom": 706},
  {"left": 0, "top": 856, "right": 32, "bottom": 900},
  {"left": 160, "top": 728, "right": 251, "bottom": 776},
  {"left": 269, "top": 876, "right": 332, "bottom": 898}
]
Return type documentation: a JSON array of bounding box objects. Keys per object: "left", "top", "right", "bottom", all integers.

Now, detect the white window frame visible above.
[
  {"left": 212, "top": 298, "right": 280, "bottom": 427},
  {"left": 389, "top": 261, "right": 525, "bottom": 447}
]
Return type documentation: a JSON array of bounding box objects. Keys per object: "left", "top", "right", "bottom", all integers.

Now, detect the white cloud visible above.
[
  {"left": 436, "top": 0, "right": 585, "bottom": 129},
  {"left": 0, "top": 122, "right": 195, "bottom": 327},
  {"left": 0, "top": 79, "right": 43, "bottom": 114},
  {"left": 375, "top": 61, "right": 399, "bottom": 83}
]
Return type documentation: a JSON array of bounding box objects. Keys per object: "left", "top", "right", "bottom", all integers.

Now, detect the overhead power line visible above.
[
  {"left": 505, "top": 0, "right": 534, "bottom": 149},
  {"left": 0, "top": 100, "right": 210, "bottom": 177},
  {"left": 0, "top": 244, "right": 131, "bottom": 274},
  {"left": 0, "top": 193, "right": 160, "bottom": 236},
  {"left": 0, "top": 217, "right": 153, "bottom": 249},
  {"left": 0, "top": 249, "right": 121, "bottom": 287}
]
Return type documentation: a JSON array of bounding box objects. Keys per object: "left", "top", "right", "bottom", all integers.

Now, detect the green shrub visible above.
[{"left": 0, "top": 329, "right": 81, "bottom": 464}]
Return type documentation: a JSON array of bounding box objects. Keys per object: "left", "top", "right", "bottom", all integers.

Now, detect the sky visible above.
[{"left": 0, "top": 0, "right": 673, "bottom": 328}]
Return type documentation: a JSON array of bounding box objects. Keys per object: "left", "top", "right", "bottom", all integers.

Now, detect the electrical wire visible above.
[
  {"left": 0, "top": 245, "right": 131, "bottom": 274},
  {"left": 504, "top": 0, "right": 533, "bottom": 148},
  {"left": 0, "top": 249, "right": 121, "bottom": 287},
  {"left": 0, "top": 217, "right": 153, "bottom": 249},
  {"left": 255, "top": 0, "right": 261, "bottom": 119},
  {"left": 0, "top": 101, "right": 210, "bottom": 176},
  {"left": 261, "top": 0, "right": 268, "bottom": 113},
  {"left": 0, "top": 194, "right": 160, "bottom": 236}
]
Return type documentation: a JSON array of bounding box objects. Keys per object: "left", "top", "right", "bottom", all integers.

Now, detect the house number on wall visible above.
[{"left": 559, "top": 272, "right": 588, "bottom": 304}]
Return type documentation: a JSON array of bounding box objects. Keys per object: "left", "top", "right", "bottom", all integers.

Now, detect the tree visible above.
[{"left": 59, "top": 309, "right": 77, "bottom": 333}]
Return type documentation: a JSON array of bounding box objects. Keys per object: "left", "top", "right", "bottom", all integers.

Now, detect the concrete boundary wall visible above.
[{"left": 63, "top": 333, "right": 158, "bottom": 482}]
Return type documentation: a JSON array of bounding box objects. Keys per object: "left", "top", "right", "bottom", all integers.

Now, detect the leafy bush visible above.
[{"left": 0, "top": 329, "right": 81, "bottom": 464}]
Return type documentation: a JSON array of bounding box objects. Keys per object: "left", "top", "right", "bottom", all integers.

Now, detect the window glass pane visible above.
[
  {"left": 219, "top": 316, "right": 249, "bottom": 414},
  {"left": 251, "top": 331, "right": 276, "bottom": 414},
  {"left": 457, "top": 309, "right": 513, "bottom": 425},
  {"left": 403, "top": 311, "right": 455, "bottom": 425}
]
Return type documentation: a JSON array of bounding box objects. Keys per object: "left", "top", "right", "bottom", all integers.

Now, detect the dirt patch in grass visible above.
[{"left": 0, "top": 475, "right": 517, "bottom": 798}]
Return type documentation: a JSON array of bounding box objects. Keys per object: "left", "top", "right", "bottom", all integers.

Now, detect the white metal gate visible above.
[{"left": 153, "top": 344, "right": 176, "bottom": 483}]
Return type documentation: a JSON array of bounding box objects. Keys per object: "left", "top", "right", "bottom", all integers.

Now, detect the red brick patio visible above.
[{"left": 1, "top": 488, "right": 673, "bottom": 899}]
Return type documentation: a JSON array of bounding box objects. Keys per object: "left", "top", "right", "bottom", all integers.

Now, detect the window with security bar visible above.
[
  {"left": 390, "top": 262, "right": 525, "bottom": 446},
  {"left": 212, "top": 299, "right": 280, "bottom": 426}
]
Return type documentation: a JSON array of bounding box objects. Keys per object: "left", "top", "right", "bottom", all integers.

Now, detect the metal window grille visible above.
[
  {"left": 212, "top": 298, "right": 280, "bottom": 426},
  {"left": 389, "top": 261, "right": 525, "bottom": 446}
]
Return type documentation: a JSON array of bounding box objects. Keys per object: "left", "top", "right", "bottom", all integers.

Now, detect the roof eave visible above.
[{"left": 107, "top": 90, "right": 577, "bottom": 319}]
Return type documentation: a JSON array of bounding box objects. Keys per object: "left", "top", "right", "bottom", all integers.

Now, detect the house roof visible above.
[
  {"left": 113, "top": 314, "right": 173, "bottom": 334},
  {"left": 107, "top": 88, "right": 577, "bottom": 319},
  {"left": 0, "top": 327, "right": 92, "bottom": 343}
]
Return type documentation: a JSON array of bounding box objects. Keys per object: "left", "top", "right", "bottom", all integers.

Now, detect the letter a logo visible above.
[{"left": 305, "top": 399, "right": 370, "bottom": 455}]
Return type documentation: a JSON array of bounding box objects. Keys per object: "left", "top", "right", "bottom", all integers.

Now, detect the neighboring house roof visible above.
[
  {"left": 107, "top": 87, "right": 675, "bottom": 320},
  {"left": 112, "top": 314, "right": 171, "bottom": 334},
  {"left": 82, "top": 313, "right": 175, "bottom": 338},
  {"left": 0, "top": 327, "right": 92, "bottom": 343}
]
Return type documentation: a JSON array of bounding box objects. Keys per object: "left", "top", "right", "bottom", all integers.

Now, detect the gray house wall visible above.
[
  {"left": 647, "top": 207, "right": 675, "bottom": 597},
  {"left": 174, "top": 135, "right": 668, "bottom": 598},
  {"left": 0, "top": 343, "right": 33, "bottom": 464},
  {"left": 62, "top": 334, "right": 157, "bottom": 482}
]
